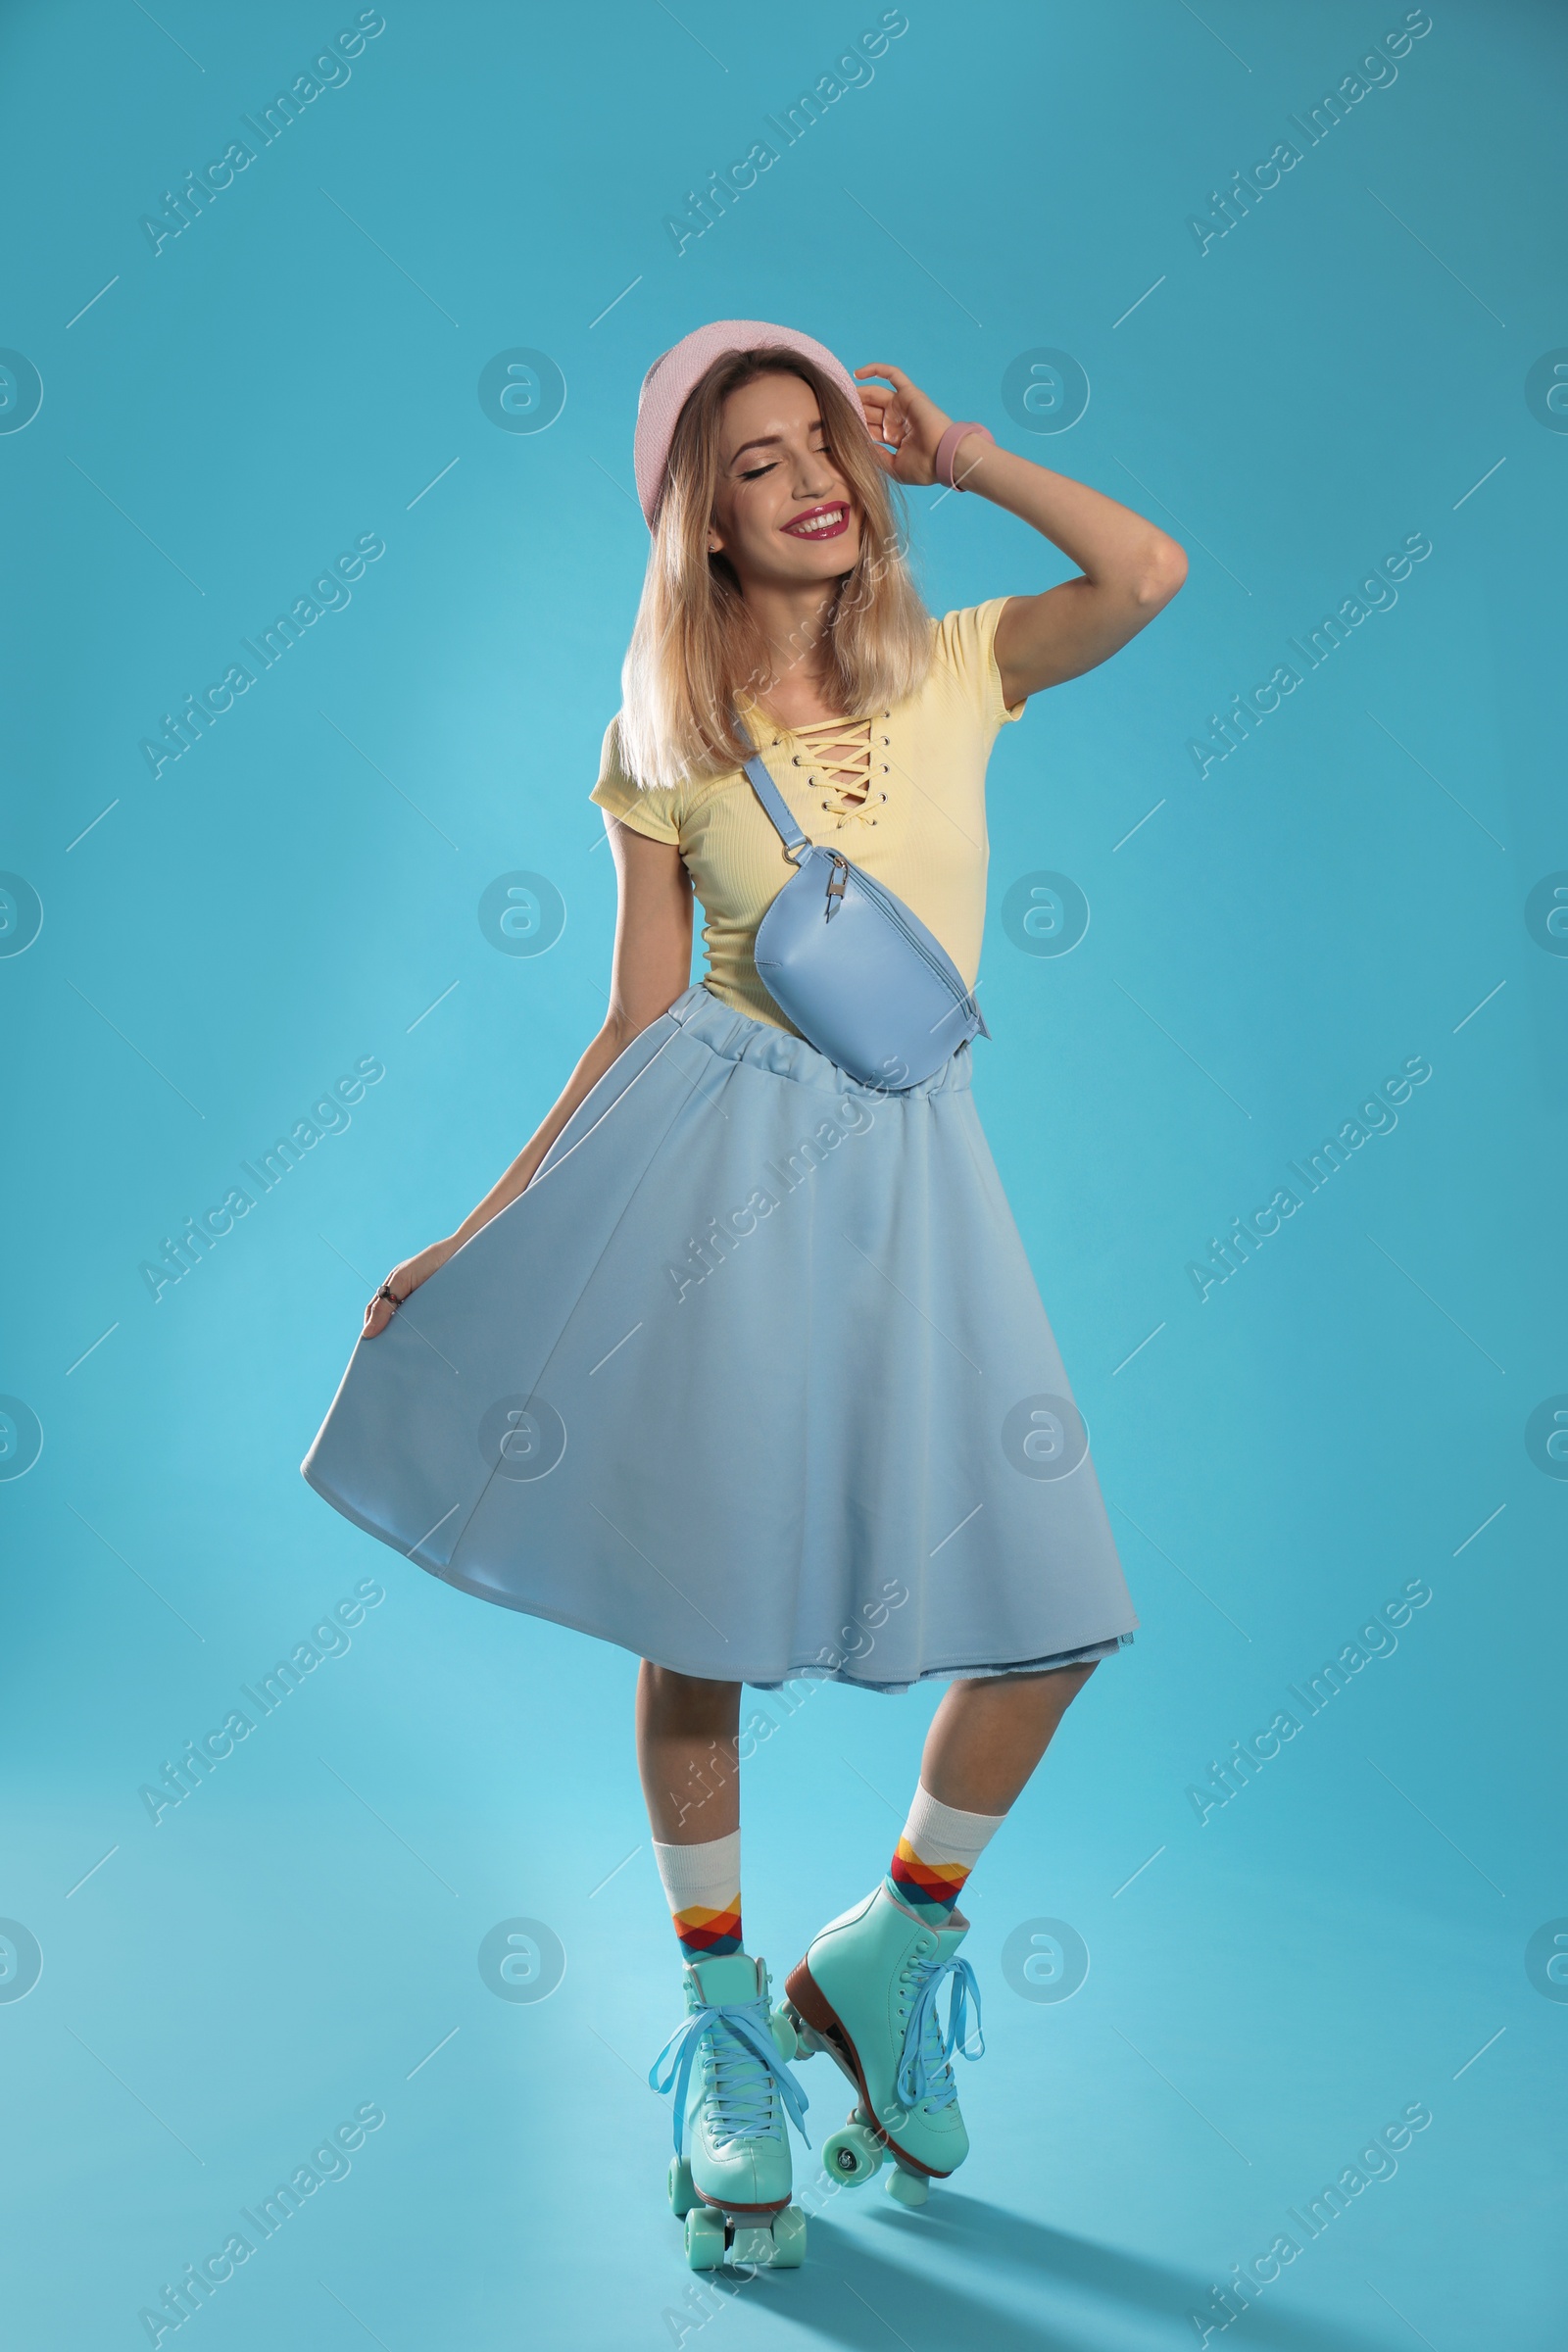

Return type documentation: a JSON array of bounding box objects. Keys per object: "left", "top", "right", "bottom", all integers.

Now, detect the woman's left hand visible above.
[{"left": 854, "top": 363, "right": 953, "bottom": 485}]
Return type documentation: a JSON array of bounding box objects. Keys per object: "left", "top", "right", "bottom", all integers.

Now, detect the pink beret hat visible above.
[{"left": 632, "top": 318, "right": 871, "bottom": 527}]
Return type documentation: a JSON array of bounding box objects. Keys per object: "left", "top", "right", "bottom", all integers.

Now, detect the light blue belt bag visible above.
[{"left": 738, "top": 725, "right": 989, "bottom": 1090}]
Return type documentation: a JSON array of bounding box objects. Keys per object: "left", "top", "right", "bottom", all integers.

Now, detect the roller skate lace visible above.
[
  {"left": 895, "top": 1952, "right": 985, "bottom": 2109},
  {"left": 649, "top": 1995, "right": 812, "bottom": 2151}
]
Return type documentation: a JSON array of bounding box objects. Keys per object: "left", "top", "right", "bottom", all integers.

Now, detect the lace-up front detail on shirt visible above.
[{"left": 769, "top": 713, "right": 891, "bottom": 832}]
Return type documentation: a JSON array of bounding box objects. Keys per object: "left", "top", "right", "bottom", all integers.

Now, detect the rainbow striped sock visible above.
[
  {"left": 653, "top": 1830, "right": 743, "bottom": 1959},
  {"left": 671, "top": 1898, "right": 743, "bottom": 1959},
  {"left": 887, "top": 1837, "right": 972, "bottom": 1922},
  {"left": 885, "top": 1785, "right": 1006, "bottom": 1926}
]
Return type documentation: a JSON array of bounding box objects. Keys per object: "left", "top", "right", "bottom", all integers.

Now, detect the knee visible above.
[
  {"left": 641, "top": 1660, "right": 739, "bottom": 1700},
  {"left": 1040, "top": 1660, "right": 1097, "bottom": 1718},
  {"left": 981, "top": 1659, "right": 1096, "bottom": 1721},
  {"left": 985, "top": 1659, "right": 1096, "bottom": 1702},
  {"left": 639, "top": 1660, "right": 742, "bottom": 1728}
]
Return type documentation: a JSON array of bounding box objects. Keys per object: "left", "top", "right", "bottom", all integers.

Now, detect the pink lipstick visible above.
[{"left": 781, "top": 503, "right": 850, "bottom": 541}]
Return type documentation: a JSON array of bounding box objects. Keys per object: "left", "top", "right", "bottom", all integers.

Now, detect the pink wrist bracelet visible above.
[{"left": 934, "top": 420, "right": 994, "bottom": 489}]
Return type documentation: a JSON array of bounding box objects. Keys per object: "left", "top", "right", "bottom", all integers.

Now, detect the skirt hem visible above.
[
  {"left": 743, "top": 1629, "right": 1134, "bottom": 1693},
  {"left": 385, "top": 1542, "right": 1137, "bottom": 1692}
]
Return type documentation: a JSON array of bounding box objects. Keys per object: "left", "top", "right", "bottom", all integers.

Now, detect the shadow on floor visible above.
[{"left": 669, "top": 2188, "right": 1396, "bottom": 2352}]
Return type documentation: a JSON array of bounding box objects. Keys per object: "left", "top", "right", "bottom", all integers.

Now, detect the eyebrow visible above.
[{"left": 725, "top": 419, "right": 826, "bottom": 467}]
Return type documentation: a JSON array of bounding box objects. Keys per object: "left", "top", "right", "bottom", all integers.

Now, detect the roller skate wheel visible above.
[
  {"left": 770, "top": 2205, "right": 808, "bottom": 2266},
  {"left": 822, "top": 2119, "right": 884, "bottom": 2185},
  {"left": 667, "top": 2155, "right": 698, "bottom": 2219},
  {"left": 887, "top": 2165, "right": 929, "bottom": 2208},
  {"left": 684, "top": 2205, "right": 726, "bottom": 2269},
  {"left": 783, "top": 2003, "right": 823, "bottom": 2058},
  {"left": 768, "top": 2004, "right": 799, "bottom": 2061},
  {"left": 730, "top": 2223, "right": 775, "bottom": 2268}
]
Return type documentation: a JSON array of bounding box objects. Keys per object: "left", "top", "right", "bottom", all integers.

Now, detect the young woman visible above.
[{"left": 303, "top": 318, "right": 1185, "bottom": 2271}]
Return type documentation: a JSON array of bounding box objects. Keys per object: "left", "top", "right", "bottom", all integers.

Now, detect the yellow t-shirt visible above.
[{"left": 589, "top": 597, "right": 1025, "bottom": 1036}]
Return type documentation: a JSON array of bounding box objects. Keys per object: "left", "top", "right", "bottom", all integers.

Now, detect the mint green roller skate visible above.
[
  {"left": 649, "top": 1950, "right": 812, "bottom": 2269},
  {"left": 784, "top": 1885, "right": 984, "bottom": 2208}
]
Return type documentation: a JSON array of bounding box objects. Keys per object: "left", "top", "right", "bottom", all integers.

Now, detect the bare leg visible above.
[
  {"left": 919, "top": 1662, "right": 1097, "bottom": 1816},
  {"left": 637, "top": 1661, "right": 745, "bottom": 1842}
]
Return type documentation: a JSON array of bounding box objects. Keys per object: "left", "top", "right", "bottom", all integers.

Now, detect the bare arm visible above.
[
  {"left": 855, "top": 362, "right": 1187, "bottom": 702},
  {"left": 362, "top": 818, "right": 693, "bottom": 1337}
]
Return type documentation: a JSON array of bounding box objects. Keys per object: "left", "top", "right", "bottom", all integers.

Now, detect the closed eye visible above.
[{"left": 737, "top": 439, "right": 833, "bottom": 481}]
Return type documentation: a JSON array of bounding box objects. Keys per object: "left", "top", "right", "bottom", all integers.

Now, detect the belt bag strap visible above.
[
  {"left": 735, "top": 723, "right": 989, "bottom": 1091},
  {"left": 739, "top": 744, "right": 811, "bottom": 860}
]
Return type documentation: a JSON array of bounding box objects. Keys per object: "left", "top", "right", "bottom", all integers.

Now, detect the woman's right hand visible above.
[{"left": 362, "top": 1236, "right": 460, "bottom": 1340}]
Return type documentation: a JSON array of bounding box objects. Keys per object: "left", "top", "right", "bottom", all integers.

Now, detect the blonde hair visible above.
[{"left": 616, "top": 349, "right": 932, "bottom": 792}]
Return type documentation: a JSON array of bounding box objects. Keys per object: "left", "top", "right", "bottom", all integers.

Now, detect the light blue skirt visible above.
[{"left": 302, "top": 983, "right": 1137, "bottom": 1691}]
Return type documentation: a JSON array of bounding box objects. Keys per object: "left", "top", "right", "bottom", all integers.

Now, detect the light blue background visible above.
[{"left": 2, "top": 2, "right": 1562, "bottom": 2345}]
